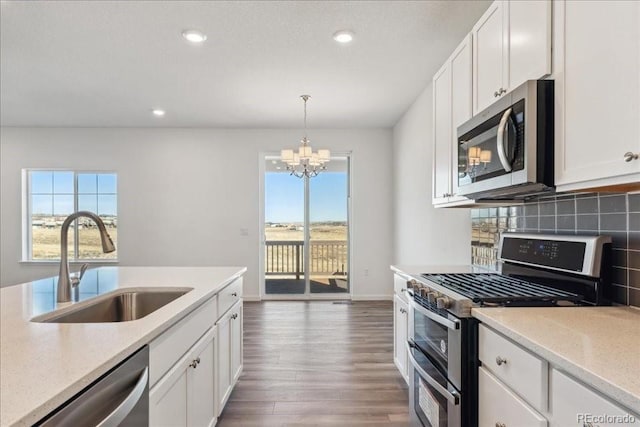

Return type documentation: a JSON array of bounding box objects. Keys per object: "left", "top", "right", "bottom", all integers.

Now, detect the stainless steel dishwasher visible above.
[{"left": 37, "top": 346, "right": 149, "bottom": 427}]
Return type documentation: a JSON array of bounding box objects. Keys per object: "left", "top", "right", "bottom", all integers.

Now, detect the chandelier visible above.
[{"left": 280, "top": 95, "right": 330, "bottom": 178}]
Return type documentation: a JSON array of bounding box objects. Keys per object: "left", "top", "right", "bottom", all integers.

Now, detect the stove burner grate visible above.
[{"left": 421, "top": 273, "right": 583, "bottom": 305}]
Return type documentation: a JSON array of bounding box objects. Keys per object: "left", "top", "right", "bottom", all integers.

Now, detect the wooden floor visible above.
[{"left": 217, "top": 301, "right": 409, "bottom": 426}]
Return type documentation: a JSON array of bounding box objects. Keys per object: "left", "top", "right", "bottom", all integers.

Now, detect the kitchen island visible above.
[{"left": 0, "top": 266, "right": 246, "bottom": 427}]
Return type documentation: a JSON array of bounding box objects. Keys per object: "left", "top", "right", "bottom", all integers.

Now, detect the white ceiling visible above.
[{"left": 0, "top": 0, "right": 490, "bottom": 128}]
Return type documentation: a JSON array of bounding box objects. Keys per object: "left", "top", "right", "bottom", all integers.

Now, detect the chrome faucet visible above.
[{"left": 57, "top": 211, "right": 116, "bottom": 303}]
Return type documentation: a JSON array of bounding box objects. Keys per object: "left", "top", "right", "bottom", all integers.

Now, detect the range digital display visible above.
[{"left": 501, "top": 238, "right": 586, "bottom": 272}]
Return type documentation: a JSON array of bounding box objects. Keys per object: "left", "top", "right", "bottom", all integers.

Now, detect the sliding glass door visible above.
[{"left": 263, "top": 155, "right": 350, "bottom": 297}]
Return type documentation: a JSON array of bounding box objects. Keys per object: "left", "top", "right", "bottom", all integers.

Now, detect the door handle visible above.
[
  {"left": 96, "top": 367, "right": 148, "bottom": 427},
  {"left": 496, "top": 107, "right": 513, "bottom": 172}
]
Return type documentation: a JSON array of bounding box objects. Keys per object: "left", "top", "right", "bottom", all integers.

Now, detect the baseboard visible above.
[
  {"left": 243, "top": 295, "right": 261, "bottom": 302},
  {"left": 351, "top": 295, "right": 393, "bottom": 301}
]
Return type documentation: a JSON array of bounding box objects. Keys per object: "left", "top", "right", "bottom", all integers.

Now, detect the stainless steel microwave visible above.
[{"left": 456, "top": 80, "right": 554, "bottom": 199}]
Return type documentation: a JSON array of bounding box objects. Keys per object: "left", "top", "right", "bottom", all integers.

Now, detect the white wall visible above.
[
  {"left": 392, "top": 83, "right": 471, "bottom": 265},
  {"left": 0, "top": 127, "right": 394, "bottom": 300}
]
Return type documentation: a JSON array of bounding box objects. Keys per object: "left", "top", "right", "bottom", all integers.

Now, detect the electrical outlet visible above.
[
  {"left": 240, "top": 228, "right": 249, "bottom": 236},
  {"left": 364, "top": 269, "right": 369, "bottom": 277}
]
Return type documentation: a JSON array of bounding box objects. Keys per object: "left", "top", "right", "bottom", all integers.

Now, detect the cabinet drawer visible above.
[
  {"left": 479, "top": 324, "right": 548, "bottom": 412},
  {"left": 149, "top": 296, "right": 217, "bottom": 387},
  {"left": 394, "top": 274, "right": 410, "bottom": 303},
  {"left": 550, "top": 368, "right": 640, "bottom": 426},
  {"left": 479, "top": 367, "right": 547, "bottom": 427},
  {"left": 218, "top": 278, "right": 242, "bottom": 319}
]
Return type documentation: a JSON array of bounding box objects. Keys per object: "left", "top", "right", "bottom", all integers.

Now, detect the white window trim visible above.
[{"left": 22, "top": 168, "right": 119, "bottom": 263}]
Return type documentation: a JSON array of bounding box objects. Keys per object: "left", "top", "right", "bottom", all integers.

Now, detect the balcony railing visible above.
[{"left": 265, "top": 240, "right": 347, "bottom": 279}]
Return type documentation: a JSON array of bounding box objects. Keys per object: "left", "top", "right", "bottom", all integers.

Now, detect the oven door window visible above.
[
  {"left": 412, "top": 306, "right": 449, "bottom": 377},
  {"left": 410, "top": 346, "right": 460, "bottom": 427},
  {"left": 458, "top": 100, "right": 524, "bottom": 186}
]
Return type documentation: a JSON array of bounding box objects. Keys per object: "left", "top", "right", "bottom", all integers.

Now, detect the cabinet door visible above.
[
  {"left": 554, "top": 0, "right": 640, "bottom": 190},
  {"left": 450, "top": 34, "right": 473, "bottom": 201},
  {"left": 187, "top": 328, "right": 216, "bottom": 427},
  {"left": 433, "top": 61, "right": 452, "bottom": 204},
  {"left": 150, "top": 365, "right": 188, "bottom": 427},
  {"left": 507, "top": 0, "right": 551, "bottom": 89},
  {"left": 230, "top": 301, "right": 243, "bottom": 384},
  {"left": 549, "top": 369, "right": 640, "bottom": 426},
  {"left": 473, "top": 1, "right": 507, "bottom": 114},
  {"left": 393, "top": 295, "right": 408, "bottom": 384},
  {"left": 479, "top": 367, "right": 547, "bottom": 427},
  {"left": 216, "top": 311, "right": 232, "bottom": 415}
]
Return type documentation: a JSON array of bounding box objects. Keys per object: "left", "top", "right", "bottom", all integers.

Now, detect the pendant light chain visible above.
[{"left": 302, "top": 95, "right": 309, "bottom": 142}]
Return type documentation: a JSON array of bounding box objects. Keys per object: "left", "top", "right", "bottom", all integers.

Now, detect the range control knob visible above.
[
  {"left": 436, "top": 296, "right": 451, "bottom": 310},
  {"left": 406, "top": 279, "right": 417, "bottom": 289},
  {"left": 427, "top": 292, "right": 438, "bottom": 304},
  {"left": 419, "top": 288, "right": 430, "bottom": 297}
]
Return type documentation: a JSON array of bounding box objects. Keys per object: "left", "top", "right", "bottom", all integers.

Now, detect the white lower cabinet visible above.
[
  {"left": 479, "top": 367, "right": 547, "bottom": 427},
  {"left": 479, "top": 324, "right": 640, "bottom": 427},
  {"left": 150, "top": 326, "right": 217, "bottom": 427},
  {"left": 230, "top": 301, "right": 243, "bottom": 384},
  {"left": 393, "top": 294, "right": 408, "bottom": 383},
  {"left": 149, "top": 278, "right": 244, "bottom": 426},
  {"left": 478, "top": 324, "right": 547, "bottom": 412},
  {"left": 549, "top": 369, "right": 640, "bottom": 427},
  {"left": 216, "top": 299, "right": 243, "bottom": 416}
]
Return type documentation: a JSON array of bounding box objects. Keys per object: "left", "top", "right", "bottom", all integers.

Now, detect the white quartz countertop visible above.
[
  {"left": 472, "top": 306, "right": 640, "bottom": 414},
  {"left": 0, "top": 266, "right": 246, "bottom": 427}
]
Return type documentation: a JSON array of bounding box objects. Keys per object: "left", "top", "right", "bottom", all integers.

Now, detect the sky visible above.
[
  {"left": 265, "top": 172, "right": 348, "bottom": 223},
  {"left": 30, "top": 171, "right": 118, "bottom": 216},
  {"left": 31, "top": 170, "right": 345, "bottom": 221}
]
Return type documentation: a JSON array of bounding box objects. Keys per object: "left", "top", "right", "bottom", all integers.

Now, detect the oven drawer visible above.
[
  {"left": 479, "top": 367, "right": 547, "bottom": 427},
  {"left": 478, "top": 324, "right": 548, "bottom": 412},
  {"left": 394, "top": 274, "right": 410, "bottom": 303}
]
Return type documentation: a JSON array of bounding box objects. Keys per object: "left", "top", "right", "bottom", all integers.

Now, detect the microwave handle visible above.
[{"left": 496, "top": 107, "right": 513, "bottom": 172}]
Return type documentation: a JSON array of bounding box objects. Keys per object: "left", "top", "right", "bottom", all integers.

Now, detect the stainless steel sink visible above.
[{"left": 33, "top": 288, "right": 192, "bottom": 323}]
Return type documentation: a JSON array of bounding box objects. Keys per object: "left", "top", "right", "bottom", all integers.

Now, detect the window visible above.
[{"left": 25, "top": 170, "right": 118, "bottom": 261}]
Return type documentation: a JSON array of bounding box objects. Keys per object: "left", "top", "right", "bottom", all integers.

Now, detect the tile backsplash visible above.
[{"left": 471, "top": 193, "right": 640, "bottom": 307}]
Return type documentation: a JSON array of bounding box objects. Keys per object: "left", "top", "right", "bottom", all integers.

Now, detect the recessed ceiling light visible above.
[
  {"left": 152, "top": 109, "right": 166, "bottom": 117},
  {"left": 333, "top": 30, "right": 354, "bottom": 44},
  {"left": 182, "top": 30, "right": 207, "bottom": 44}
]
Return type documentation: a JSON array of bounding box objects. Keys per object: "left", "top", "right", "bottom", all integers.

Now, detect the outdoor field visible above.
[
  {"left": 264, "top": 222, "right": 347, "bottom": 241},
  {"left": 31, "top": 219, "right": 118, "bottom": 260}
]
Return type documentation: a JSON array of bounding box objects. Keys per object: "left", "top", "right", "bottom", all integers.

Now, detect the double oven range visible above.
[{"left": 405, "top": 232, "right": 612, "bottom": 427}]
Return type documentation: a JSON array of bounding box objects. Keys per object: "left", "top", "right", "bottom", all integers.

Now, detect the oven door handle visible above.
[
  {"left": 496, "top": 107, "right": 513, "bottom": 172},
  {"left": 406, "top": 341, "right": 460, "bottom": 406},
  {"left": 409, "top": 298, "right": 460, "bottom": 331}
]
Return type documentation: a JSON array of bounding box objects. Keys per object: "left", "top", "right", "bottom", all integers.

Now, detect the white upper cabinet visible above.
[
  {"left": 433, "top": 34, "right": 474, "bottom": 207},
  {"left": 473, "top": 1, "right": 507, "bottom": 114},
  {"left": 553, "top": 0, "right": 640, "bottom": 191},
  {"left": 449, "top": 34, "right": 474, "bottom": 201},
  {"left": 473, "top": 1, "right": 551, "bottom": 115},
  {"left": 507, "top": 0, "right": 551, "bottom": 90},
  {"left": 432, "top": 61, "right": 452, "bottom": 204}
]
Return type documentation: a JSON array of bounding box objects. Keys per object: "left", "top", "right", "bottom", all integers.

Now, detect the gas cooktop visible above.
[{"left": 408, "top": 233, "right": 612, "bottom": 317}]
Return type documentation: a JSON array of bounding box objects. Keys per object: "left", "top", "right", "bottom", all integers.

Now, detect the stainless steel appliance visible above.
[
  {"left": 457, "top": 80, "right": 554, "bottom": 199},
  {"left": 406, "top": 233, "right": 612, "bottom": 427},
  {"left": 37, "top": 346, "right": 149, "bottom": 426}
]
